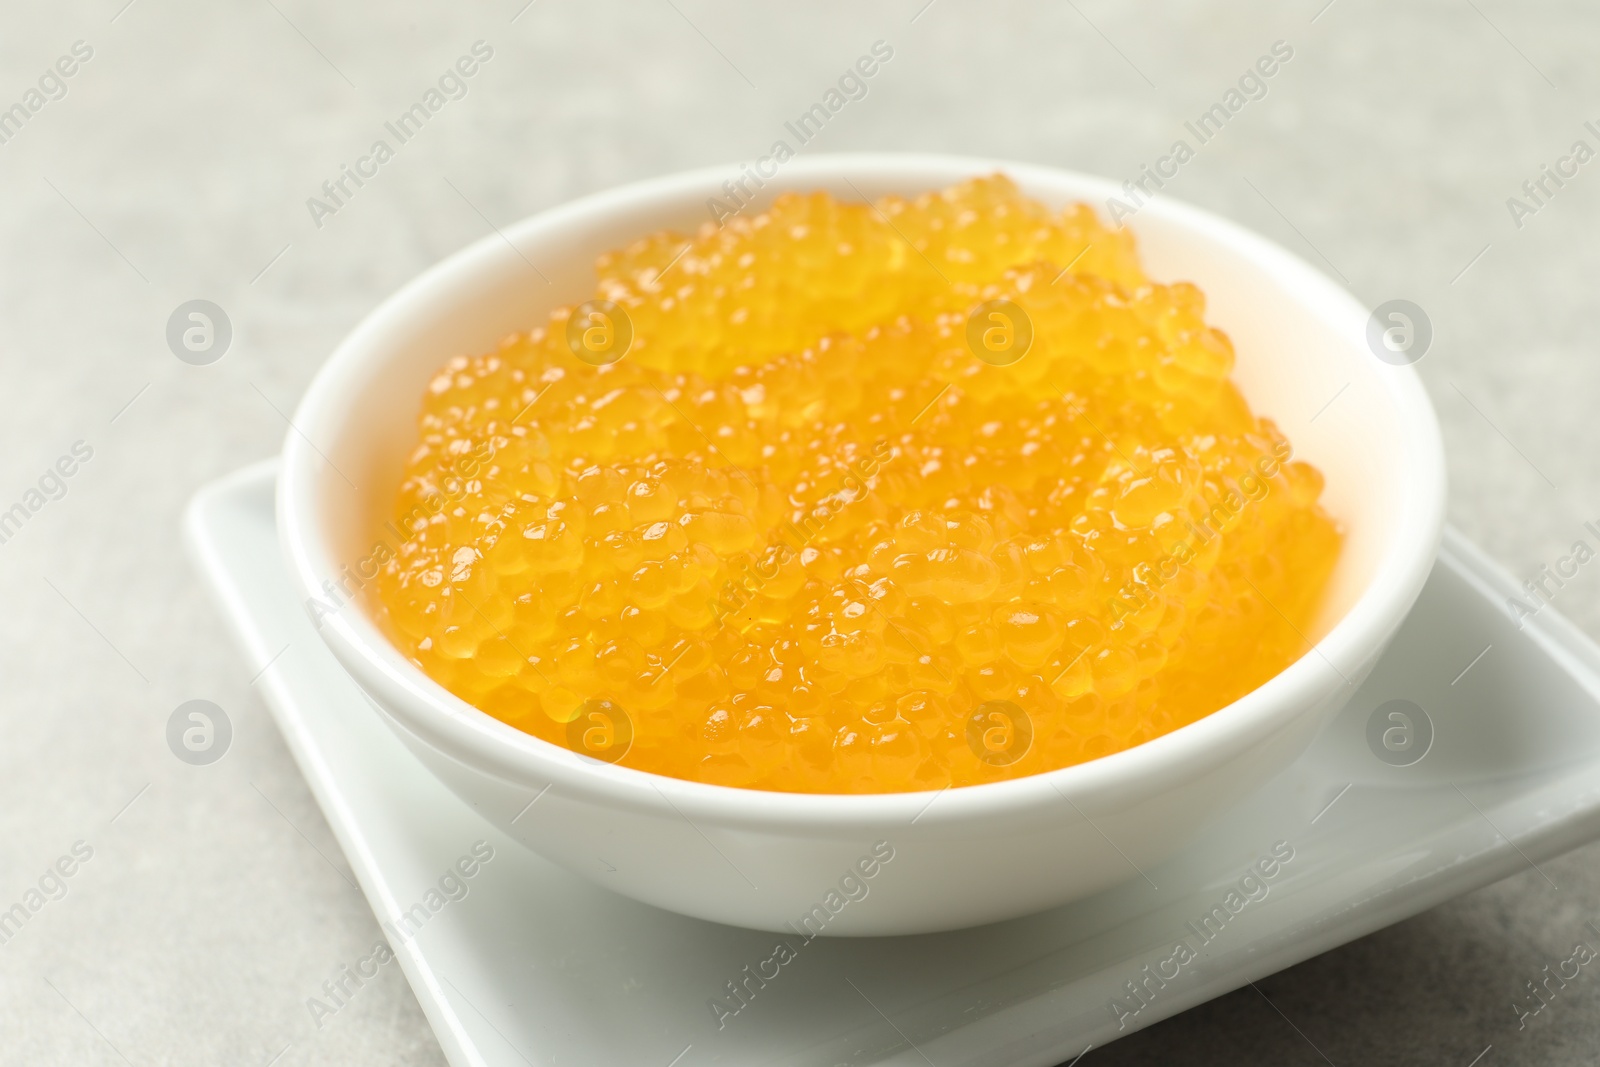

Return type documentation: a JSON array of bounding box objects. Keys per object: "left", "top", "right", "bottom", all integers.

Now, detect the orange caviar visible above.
[{"left": 373, "top": 175, "right": 1341, "bottom": 794}]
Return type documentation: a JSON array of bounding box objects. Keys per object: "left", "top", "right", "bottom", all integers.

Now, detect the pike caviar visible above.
[{"left": 373, "top": 175, "right": 1341, "bottom": 794}]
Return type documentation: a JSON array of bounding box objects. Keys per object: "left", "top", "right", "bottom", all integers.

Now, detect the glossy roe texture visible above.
[{"left": 373, "top": 175, "right": 1341, "bottom": 794}]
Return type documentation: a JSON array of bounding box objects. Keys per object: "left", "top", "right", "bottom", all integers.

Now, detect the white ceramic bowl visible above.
[{"left": 278, "top": 154, "right": 1446, "bottom": 936}]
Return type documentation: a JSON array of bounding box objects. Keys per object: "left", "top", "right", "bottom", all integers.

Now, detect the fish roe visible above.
[{"left": 373, "top": 175, "right": 1341, "bottom": 794}]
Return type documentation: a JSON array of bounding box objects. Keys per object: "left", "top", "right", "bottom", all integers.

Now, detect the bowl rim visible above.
[{"left": 278, "top": 151, "right": 1447, "bottom": 830}]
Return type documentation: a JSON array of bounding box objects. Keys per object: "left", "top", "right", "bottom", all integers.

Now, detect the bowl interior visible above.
[{"left": 288, "top": 155, "right": 1441, "bottom": 812}]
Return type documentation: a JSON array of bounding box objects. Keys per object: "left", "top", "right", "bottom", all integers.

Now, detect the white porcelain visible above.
[
  {"left": 275, "top": 154, "right": 1447, "bottom": 935},
  {"left": 194, "top": 467, "right": 1595, "bottom": 1065}
]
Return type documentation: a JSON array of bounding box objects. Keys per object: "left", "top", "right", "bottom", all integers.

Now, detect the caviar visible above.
[{"left": 373, "top": 175, "right": 1341, "bottom": 794}]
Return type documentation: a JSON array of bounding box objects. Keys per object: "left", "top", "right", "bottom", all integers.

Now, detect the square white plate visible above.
[{"left": 186, "top": 460, "right": 1600, "bottom": 1067}]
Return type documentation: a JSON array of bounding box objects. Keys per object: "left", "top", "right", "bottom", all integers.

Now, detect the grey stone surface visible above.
[{"left": 1, "top": 0, "right": 1597, "bottom": 1063}]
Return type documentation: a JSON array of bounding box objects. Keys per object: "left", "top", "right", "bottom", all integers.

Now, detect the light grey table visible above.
[{"left": 2, "top": 1, "right": 1597, "bottom": 1063}]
